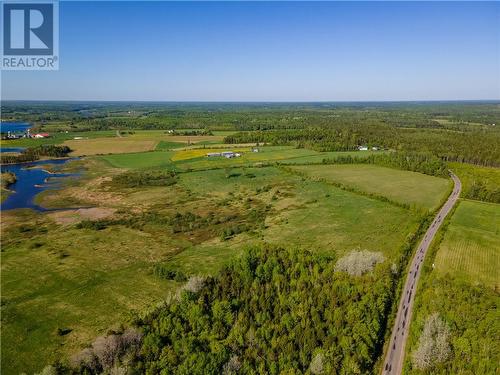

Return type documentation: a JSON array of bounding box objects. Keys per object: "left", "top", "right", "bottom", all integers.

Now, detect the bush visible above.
[
  {"left": 71, "top": 328, "right": 143, "bottom": 372},
  {"left": 153, "top": 264, "right": 187, "bottom": 282},
  {"left": 111, "top": 170, "right": 177, "bottom": 188},
  {"left": 412, "top": 313, "right": 451, "bottom": 370},
  {"left": 335, "top": 250, "right": 385, "bottom": 276}
]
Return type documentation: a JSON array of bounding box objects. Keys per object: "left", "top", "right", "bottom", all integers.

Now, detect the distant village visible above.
[{"left": 1, "top": 128, "right": 50, "bottom": 140}]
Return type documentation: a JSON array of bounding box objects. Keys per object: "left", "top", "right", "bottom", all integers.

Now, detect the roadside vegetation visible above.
[{"left": 404, "top": 199, "right": 500, "bottom": 374}]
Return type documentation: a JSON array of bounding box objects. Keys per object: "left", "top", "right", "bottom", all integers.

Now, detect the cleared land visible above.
[
  {"left": 65, "top": 138, "right": 159, "bottom": 156},
  {"left": 291, "top": 164, "right": 451, "bottom": 210},
  {"left": 434, "top": 200, "right": 500, "bottom": 289}
]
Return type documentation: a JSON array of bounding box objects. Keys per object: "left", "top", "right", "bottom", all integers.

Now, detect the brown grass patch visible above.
[{"left": 65, "top": 139, "right": 158, "bottom": 156}]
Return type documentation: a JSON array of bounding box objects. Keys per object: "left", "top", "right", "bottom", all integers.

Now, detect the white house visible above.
[{"left": 358, "top": 146, "right": 368, "bottom": 151}]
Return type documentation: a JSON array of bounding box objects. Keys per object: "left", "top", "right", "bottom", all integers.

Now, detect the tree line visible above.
[
  {"left": 225, "top": 127, "right": 500, "bottom": 167},
  {"left": 0, "top": 145, "right": 71, "bottom": 164}
]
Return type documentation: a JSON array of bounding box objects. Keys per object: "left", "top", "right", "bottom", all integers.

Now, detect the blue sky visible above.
[{"left": 2, "top": 1, "right": 499, "bottom": 101}]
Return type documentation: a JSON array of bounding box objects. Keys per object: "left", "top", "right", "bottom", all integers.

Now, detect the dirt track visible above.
[{"left": 382, "top": 172, "right": 461, "bottom": 374}]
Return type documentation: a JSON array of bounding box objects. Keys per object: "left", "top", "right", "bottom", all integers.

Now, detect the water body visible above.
[
  {"left": 1, "top": 122, "right": 31, "bottom": 133},
  {"left": 1, "top": 158, "right": 79, "bottom": 211},
  {"left": 1, "top": 147, "right": 26, "bottom": 153}
]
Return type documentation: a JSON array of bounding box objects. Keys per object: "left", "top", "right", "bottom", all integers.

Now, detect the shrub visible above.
[
  {"left": 153, "top": 264, "right": 187, "bottom": 282},
  {"left": 412, "top": 313, "right": 451, "bottom": 370},
  {"left": 309, "top": 353, "right": 325, "bottom": 374},
  {"left": 111, "top": 170, "right": 177, "bottom": 188},
  {"left": 71, "top": 328, "right": 143, "bottom": 372},
  {"left": 182, "top": 275, "right": 206, "bottom": 294},
  {"left": 335, "top": 250, "right": 385, "bottom": 276}
]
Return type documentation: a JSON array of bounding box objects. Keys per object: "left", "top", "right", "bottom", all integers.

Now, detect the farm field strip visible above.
[
  {"left": 291, "top": 164, "right": 451, "bottom": 210},
  {"left": 434, "top": 200, "right": 500, "bottom": 289}
]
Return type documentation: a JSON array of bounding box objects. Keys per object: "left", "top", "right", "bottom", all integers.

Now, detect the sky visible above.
[{"left": 1, "top": 1, "right": 499, "bottom": 101}]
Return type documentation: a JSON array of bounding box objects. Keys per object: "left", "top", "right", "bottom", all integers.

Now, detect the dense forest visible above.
[
  {"left": 406, "top": 275, "right": 498, "bottom": 374},
  {"left": 66, "top": 246, "right": 401, "bottom": 374},
  {"left": 321, "top": 152, "right": 448, "bottom": 178}
]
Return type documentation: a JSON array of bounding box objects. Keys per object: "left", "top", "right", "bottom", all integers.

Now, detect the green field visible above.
[
  {"left": 1, "top": 161, "right": 426, "bottom": 373},
  {"left": 405, "top": 199, "right": 500, "bottom": 374},
  {"left": 291, "top": 164, "right": 451, "bottom": 210},
  {"left": 1, "top": 214, "right": 178, "bottom": 374},
  {"left": 434, "top": 200, "right": 500, "bottom": 289},
  {"left": 100, "top": 150, "right": 175, "bottom": 169},
  {"left": 97, "top": 146, "right": 387, "bottom": 172}
]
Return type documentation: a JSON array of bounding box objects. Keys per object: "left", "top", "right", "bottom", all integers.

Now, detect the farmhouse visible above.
[
  {"left": 206, "top": 151, "right": 242, "bottom": 158},
  {"left": 33, "top": 133, "right": 50, "bottom": 138}
]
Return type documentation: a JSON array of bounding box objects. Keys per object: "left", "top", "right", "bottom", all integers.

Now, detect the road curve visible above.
[{"left": 381, "top": 172, "right": 461, "bottom": 375}]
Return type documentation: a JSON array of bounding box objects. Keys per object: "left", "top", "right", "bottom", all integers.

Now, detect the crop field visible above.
[
  {"left": 65, "top": 138, "right": 159, "bottom": 156},
  {"left": 291, "top": 164, "right": 451, "bottom": 210},
  {"left": 434, "top": 200, "right": 500, "bottom": 289},
  {"left": 171, "top": 147, "right": 251, "bottom": 161},
  {"left": 175, "top": 146, "right": 320, "bottom": 170}
]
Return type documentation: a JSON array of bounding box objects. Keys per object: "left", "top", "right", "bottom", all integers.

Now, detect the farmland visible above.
[
  {"left": 1, "top": 156, "right": 429, "bottom": 373},
  {"left": 290, "top": 164, "right": 451, "bottom": 210},
  {"left": 434, "top": 200, "right": 500, "bottom": 289},
  {"left": 404, "top": 199, "right": 500, "bottom": 373},
  {"left": 1, "top": 101, "right": 499, "bottom": 374}
]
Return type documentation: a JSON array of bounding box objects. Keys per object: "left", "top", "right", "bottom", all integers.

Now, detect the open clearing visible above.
[
  {"left": 100, "top": 151, "right": 175, "bottom": 169},
  {"left": 434, "top": 200, "right": 500, "bottom": 289},
  {"left": 291, "top": 164, "right": 451, "bottom": 210},
  {"left": 65, "top": 138, "right": 158, "bottom": 156}
]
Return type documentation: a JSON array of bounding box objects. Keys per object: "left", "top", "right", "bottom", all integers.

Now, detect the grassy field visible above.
[
  {"left": 154, "top": 140, "right": 187, "bottom": 150},
  {"left": 0, "top": 130, "right": 226, "bottom": 155},
  {"left": 1, "top": 159, "right": 428, "bottom": 373},
  {"left": 65, "top": 138, "right": 159, "bottom": 156},
  {"left": 99, "top": 151, "right": 175, "bottom": 169},
  {"left": 434, "top": 200, "right": 500, "bottom": 289},
  {"left": 1, "top": 211, "right": 178, "bottom": 374},
  {"left": 291, "top": 164, "right": 451, "bottom": 210}
]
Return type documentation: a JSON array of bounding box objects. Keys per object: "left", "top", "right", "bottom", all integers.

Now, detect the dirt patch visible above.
[{"left": 48, "top": 207, "right": 116, "bottom": 226}]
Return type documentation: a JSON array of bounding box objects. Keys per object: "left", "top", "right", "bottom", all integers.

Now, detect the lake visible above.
[
  {"left": 1, "top": 122, "right": 31, "bottom": 133},
  {"left": 1, "top": 158, "right": 79, "bottom": 211}
]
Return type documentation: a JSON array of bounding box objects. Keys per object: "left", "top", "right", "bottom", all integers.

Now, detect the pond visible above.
[{"left": 1, "top": 158, "right": 80, "bottom": 211}]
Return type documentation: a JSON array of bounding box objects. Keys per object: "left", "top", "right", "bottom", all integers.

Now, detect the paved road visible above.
[{"left": 382, "top": 172, "right": 461, "bottom": 375}]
